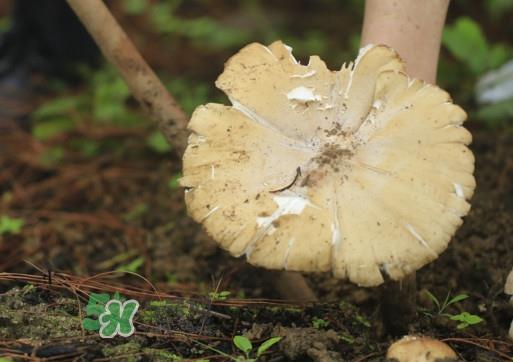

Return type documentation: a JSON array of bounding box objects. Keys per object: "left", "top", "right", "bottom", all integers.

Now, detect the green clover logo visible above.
[
  {"left": 99, "top": 299, "right": 139, "bottom": 338},
  {"left": 82, "top": 292, "right": 139, "bottom": 338}
]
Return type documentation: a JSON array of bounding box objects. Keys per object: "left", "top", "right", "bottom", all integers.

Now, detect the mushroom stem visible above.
[
  {"left": 380, "top": 272, "right": 417, "bottom": 336},
  {"left": 361, "top": 0, "right": 449, "bottom": 333},
  {"left": 66, "top": 0, "right": 189, "bottom": 155},
  {"left": 361, "top": 0, "right": 450, "bottom": 84},
  {"left": 271, "top": 271, "right": 318, "bottom": 302}
]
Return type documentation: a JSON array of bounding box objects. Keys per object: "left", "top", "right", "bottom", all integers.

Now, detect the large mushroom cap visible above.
[{"left": 181, "top": 41, "right": 475, "bottom": 287}]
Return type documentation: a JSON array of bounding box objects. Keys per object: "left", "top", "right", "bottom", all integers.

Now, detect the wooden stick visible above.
[
  {"left": 66, "top": 0, "right": 316, "bottom": 302},
  {"left": 66, "top": 0, "right": 189, "bottom": 155}
]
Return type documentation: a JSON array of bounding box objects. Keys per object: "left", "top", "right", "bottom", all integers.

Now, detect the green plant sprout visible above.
[
  {"left": 450, "top": 312, "right": 484, "bottom": 329},
  {"left": 233, "top": 335, "right": 282, "bottom": 362},
  {"left": 424, "top": 290, "right": 469, "bottom": 316},
  {"left": 422, "top": 290, "right": 484, "bottom": 330},
  {"left": 0, "top": 215, "right": 24, "bottom": 235},
  {"left": 195, "top": 335, "right": 281, "bottom": 361},
  {"left": 208, "top": 290, "right": 231, "bottom": 301},
  {"left": 312, "top": 317, "right": 330, "bottom": 329}
]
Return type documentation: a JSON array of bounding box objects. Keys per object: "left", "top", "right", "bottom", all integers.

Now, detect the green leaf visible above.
[
  {"left": 123, "top": 203, "right": 148, "bottom": 221},
  {"left": 0, "top": 17, "right": 11, "bottom": 33},
  {"left": 146, "top": 131, "right": 172, "bottom": 153},
  {"left": 424, "top": 290, "right": 441, "bottom": 311},
  {"left": 168, "top": 173, "right": 181, "bottom": 189},
  {"left": 116, "top": 257, "right": 144, "bottom": 273},
  {"left": 485, "top": 0, "right": 513, "bottom": 18},
  {"left": 86, "top": 293, "right": 110, "bottom": 317},
  {"left": 92, "top": 68, "right": 133, "bottom": 124},
  {"left": 450, "top": 312, "right": 483, "bottom": 326},
  {"left": 166, "top": 78, "right": 209, "bottom": 115},
  {"left": 32, "top": 118, "right": 74, "bottom": 141},
  {"left": 112, "top": 291, "right": 126, "bottom": 302},
  {"left": 312, "top": 317, "right": 330, "bottom": 329},
  {"left": 489, "top": 44, "right": 511, "bottom": 69},
  {"left": 443, "top": 17, "right": 489, "bottom": 74},
  {"left": 82, "top": 317, "right": 100, "bottom": 331},
  {"left": 447, "top": 293, "right": 469, "bottom": 307},
  {"left": 89, "top": 293, "right": 110, "bottom": 305},
  {"left": 233, "top": 335, "right": 253, "bottom": 355},
  {"left": 0, "top": 215, "right": 24, "bottom": 235},
  {"left": 476, "top": 99, "right": 513, "bottom": 125},
  {"left": 86, "top": 303, "right": 106, "bottom": 317},
  {"left": 339, "top": 333, "right": 355, "bottom": 344},
  {"left": 33, "top": 96, "right": 80, "bottom": 120},
  {"left": 355, "top": 314, "right": 371, "bottom": 328},
  {"left": 71, "top": 139, "right": 100, "bottom": 158},
  {"left": 39, "top": 147, "right": 65, "bottom": 167},
  {"left": 256, "top": 337, "right": 281, "bottom": 357},
  {"left": 123, "top": 0, "right": 148, "bottom": 15}
]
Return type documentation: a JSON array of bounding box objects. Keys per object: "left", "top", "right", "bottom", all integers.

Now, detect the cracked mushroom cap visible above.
[{"left": 180, "top": 41, "right": 475, "bottom": 287}]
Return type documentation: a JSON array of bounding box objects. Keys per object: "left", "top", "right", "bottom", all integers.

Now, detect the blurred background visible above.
[{"left": 0, "top": 0, "right": 512, "bottom": 298}]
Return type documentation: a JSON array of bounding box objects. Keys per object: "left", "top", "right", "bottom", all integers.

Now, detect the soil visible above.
[
  {"left": 1, "top": 1, "right": 513, "bottom": 361},
  {"left": 1, "top": 121, "right": 513, "bottom": 361}
]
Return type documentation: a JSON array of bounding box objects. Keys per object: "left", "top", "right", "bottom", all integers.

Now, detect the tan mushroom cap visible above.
[
  {"left": 181, "top": 41, "right": 475, "bottom": 287},
  {"left": 386, "top": 335, "right": 458, "bottom": 362}
]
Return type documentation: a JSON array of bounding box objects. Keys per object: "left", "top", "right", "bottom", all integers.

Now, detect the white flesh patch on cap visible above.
[
  {"left": 283, "top": 44, "right": 299, "bottom": 64},
  {"left": 372, "top": 99, "right": 383, "bottom": 110},
  {"left": 201, "top": 205, "right": 220, "bottom": 222},
  {"left": 283, "top": 238, "right": 295, "bottom": 270},
  {"left": 453, "top": 183, "right": 464, "bottom": 198},
  {"left": 287, "top": 86, "right": 322, "bottom": 102},
  {"left": 290, "top": 70, "right": 317, "bottom": 78},
  {"left": 256, "top": 193, "right": 310, "bottom": 229},
  {"left": 245, "top": 193, "right": 311, "bottom": 259},
  {"left": 343, "top": 44, "right": 375, "bottom": 98},
  {"left": 260, "top": 44, "right": 278, "bottom": 61},
  {"left": 331, "top": 199, "right": 342, "bottom": 247},
  {"left": 230, "top": 97, "right": 277, "bottom": 131},
  {"left": 405, "top": 223, "right": 437, "bottom": 257}
]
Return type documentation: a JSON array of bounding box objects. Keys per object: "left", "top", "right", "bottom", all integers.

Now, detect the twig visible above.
[{"left": 65, "top": 0, "right": 189, "bottom": 155}]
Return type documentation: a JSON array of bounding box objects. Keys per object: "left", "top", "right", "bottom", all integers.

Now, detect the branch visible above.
[{"left": 66, "top": 0, "right": 189, "bottom": 155}]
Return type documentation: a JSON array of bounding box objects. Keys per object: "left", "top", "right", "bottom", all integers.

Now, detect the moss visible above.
[
  {"left": 102, "top": 342, "right": 141, "bottom": 361},
  {"left": 148, "top": 300, "right": 191, "bottom": 317},
  {"left": 143, "top": 348, "right": 184, "bottom": 361},
  {"left": 139, "top": 309, "right": 158, "bottom": 324},
  {"left": 265, "top": 306, "right": 302, "bottom": 314},
  {"left": 0, "top": 287, "right": 82, "bottom": 340}
]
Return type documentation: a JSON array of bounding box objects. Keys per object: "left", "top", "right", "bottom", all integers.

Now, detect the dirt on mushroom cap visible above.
[{"left": 180, "top": 41, "right": 475, "bottom": 287}]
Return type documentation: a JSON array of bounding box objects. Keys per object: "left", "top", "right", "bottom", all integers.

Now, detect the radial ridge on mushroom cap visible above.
[{"left": 180, "top": 41, "right": 476, "bottom": 287}]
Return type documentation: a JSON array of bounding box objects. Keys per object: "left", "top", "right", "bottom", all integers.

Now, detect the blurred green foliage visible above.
[
  {"left": 0, "top": 215, "right": 24, "bottom": 235},
  {"left": 116, "top": 256, "right": 145, "bottom": 273},
  {"left": 443, "top": 17, "right": 510, "bottom": 75},
  {"left": 441, "top": 15, "right": 513, "bottom": 126},
  {"left": 484, "top": 0, "right": 513, "bottom": 18},
  {"left": 29, "top": 0, "right": 513, "bottom": 155}
]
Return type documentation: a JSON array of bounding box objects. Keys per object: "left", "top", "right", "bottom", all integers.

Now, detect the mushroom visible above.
[
  {"left": 386, "top": 335, "right": 458, "bottom": 362},
  {"left": 181, "top": 41, "right": 474, "bottom": 312},
  {"left": 506, "top": 268, "right": 513, "bottom": 339}
]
